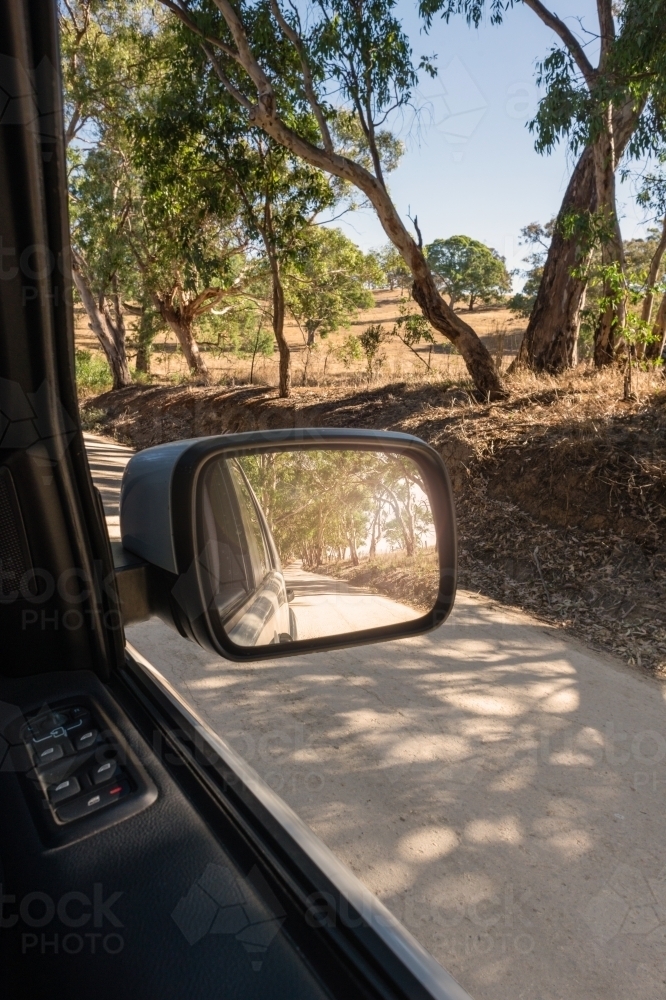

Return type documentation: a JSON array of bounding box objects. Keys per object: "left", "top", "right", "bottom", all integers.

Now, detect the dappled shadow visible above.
[
  {"left": 127, "top": 595, "right": 666, "bottom": 1000},
  {"left": 285, "top": 579, "right": 369, "bottom": 597},
  {"left": 83, "top": 434, "right": 134, "bottom": 518}
]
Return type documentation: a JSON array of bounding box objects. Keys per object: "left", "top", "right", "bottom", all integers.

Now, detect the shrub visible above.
[{"left": 75, "top": 349, "right": 112, "bottom": 395}]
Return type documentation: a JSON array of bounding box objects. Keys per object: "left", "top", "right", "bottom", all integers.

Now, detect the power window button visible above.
[
  {"left": 49, "top": 777, "right": 81, "bottom": 804},
  {"left": 36, "top": 742, "right": 64, "bottom": 765},
  {"left": 75, "top": 729, "right": 97, "bottom": 751},
  {"left": 91, "top": 760, "right": 118, "bottom": 785},
  {"left": 56, "top": 780, "right": 129, "bottom": 823}
]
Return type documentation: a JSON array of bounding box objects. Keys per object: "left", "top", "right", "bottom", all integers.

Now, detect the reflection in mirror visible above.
[{"left": 197, "top": 449, "right": 439, "bottom": 647}]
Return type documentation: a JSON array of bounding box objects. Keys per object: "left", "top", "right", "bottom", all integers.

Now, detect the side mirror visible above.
[{"left": 117, "top": 429, "right": 457, "bottom": 660}]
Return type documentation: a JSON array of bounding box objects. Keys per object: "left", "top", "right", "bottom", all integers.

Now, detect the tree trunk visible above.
[
  {"left": 517, "top": 148, "right": 595, "bottom": 371},
  {"left": 305, "top": 320, "right": 318, "bottom": 347},
  {"left": 135, "top": 308, "right": 153, "bottom": 374},
  {"left": 348, "top": 530, "right": 359, "bottom": 566},
  {"left": 641, "top": 216, "right": 666, "bottom": 327},
  {"left": 646, "top": 290, "right": 666, "bottom": 362},
  {"left": 592, "top": 112, "right": 625, "bottom": 368},
  {"left": 411, "top": 275, "right": 502, "bottom": 397},
  {"left": 155, "top": 298, "right": 210, "bottom": 383},
  {"left": 266, "top": 248, "right": 291, "bottom": 398},
  {"left": 135, "top": 340, "right": 151, "bottom": 374},
  {"left": 71, "top": 260, "right": 131, "bottom": 390},
  {"left": 518, "top": 100, "right": 642, "bottom": 371}
]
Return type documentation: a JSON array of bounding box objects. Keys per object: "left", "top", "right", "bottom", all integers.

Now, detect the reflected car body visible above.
[{"left": 199, "top": 457, "right": 296, "bottom": 646}]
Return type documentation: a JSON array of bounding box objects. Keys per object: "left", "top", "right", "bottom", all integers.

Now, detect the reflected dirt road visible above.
[{"left": 284, "top": 564, "right": 420, "bottom": 640}]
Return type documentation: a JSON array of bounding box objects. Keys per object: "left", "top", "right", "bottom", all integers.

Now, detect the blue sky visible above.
[{"left": 332, "top": 1, "right": 653, "bottom": 280}]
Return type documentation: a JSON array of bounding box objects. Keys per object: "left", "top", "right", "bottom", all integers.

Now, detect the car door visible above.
[{"left": 198, "top": 456, "right": 291, "bottom": 646}]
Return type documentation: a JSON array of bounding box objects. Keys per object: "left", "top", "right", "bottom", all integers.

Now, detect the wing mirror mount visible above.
[{"left": 115, "top": 429, "right": 457, "bottom": 661}]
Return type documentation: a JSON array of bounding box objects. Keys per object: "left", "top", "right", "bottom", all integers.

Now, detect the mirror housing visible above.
[{"left": 118, "top": 429, "right": 457, "bottom": 660}]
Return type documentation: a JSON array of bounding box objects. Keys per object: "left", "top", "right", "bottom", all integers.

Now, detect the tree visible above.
[
  {"left": 421, "top": 0, "right": 666, "bottom": 370},
  {"left": 60, "top": 0, "right": 147, "bottom": 388},
  {"left": 391, "top": 305, "right": 435, "bottom": 369},
  {"left": 156, "top": 0, "right": 506, "bottom": 398},
  {"left": 239, "top": 450, "right": 433, "bottom": 567},
  {"left": 127, "top": 108, "right": 253, "bottom": 383},
  {"left": 285, "top": 227, "right": 379, "bottom": 346},
  {"left": 69, "top": 146, "right": 134, "bottom": 389},
  {"left": 129, "top": 23, "right": 343, "bottom": 398},
  {"left": 372, "top": 243, "right": 412, "bottom": 290},
  {"left": 426, "top": 235, "right": 511, "bottom": 311}
]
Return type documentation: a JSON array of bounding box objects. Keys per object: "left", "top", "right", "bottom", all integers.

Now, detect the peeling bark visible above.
[
  {"left": 641, "top": 216, "right": 666, "bottom": 328},
  {"left": 72, "top": 258, "right": 131, "bottom": 390},
  {"left": 518, "top": 101, "right": 642, "bottom": 371},
  {"left": 154, "top": 297, "right": 210, "bottom": 383}
]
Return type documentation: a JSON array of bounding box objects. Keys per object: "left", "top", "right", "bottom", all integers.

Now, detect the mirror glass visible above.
[{"left": 196, "top": 449, "right": 439, "bottom": 647}]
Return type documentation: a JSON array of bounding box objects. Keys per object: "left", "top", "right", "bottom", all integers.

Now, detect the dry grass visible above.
[
  {"left": 74, "top": 290, "right": 525, "bottom": 390},
  {"left": 319, "top": 548, "right": 440, "bottom": 613}
]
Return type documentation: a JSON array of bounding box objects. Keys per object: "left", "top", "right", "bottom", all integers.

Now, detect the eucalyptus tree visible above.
[
  {"left": 156, "top": 0, "right": 505, "bottom": 397},
  {"left": 285, "top": 227, "right": 380, "bottom": 346},
  {"left": 373, "top": 244, "right": 412, "bottom": 290},
  {"left": 60, "top": 0, "right": 151, "bottom": 387},
  {"left": 129, "top": 27, "right": 340, "bottom": 398},
  {"left": 508, "top": 221, "right": 554, "bottom": 320},
  {"left": 63, "top": 1, "right": 258, "bottom": 384},
  {"left": 68, "top": 146, "right": 134, "bottom": 389},
  {"left": 127, "top": 101, "right": 254, "bottom": 383},
  {"left": 426, "top": 235, "right": 511, "bottom": 310},
  {"left": 420, "top": 0, "right": 666, "bottom": 369}
]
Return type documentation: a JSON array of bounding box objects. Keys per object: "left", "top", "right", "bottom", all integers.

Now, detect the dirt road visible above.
[
  {"left": 87, "top": 432, "right": 666, "bottom": 1000},
  {"left": 284, "top": 564, "right": 420, "bottom": 639}
]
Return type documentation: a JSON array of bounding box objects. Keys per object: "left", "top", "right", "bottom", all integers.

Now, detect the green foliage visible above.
[
  {"left": 391, "top": 303, "right": 435, "bottom": 368},
  {"left": 329, "top": 111, "right": 405, "bottom": 203},
  {"left": 75, "top": 350, "right": 112, "bottom": 394},
  {"left": 359, "top": 323, "right": 387, "bottom": 377},
  {"left": 559, "top": 209, "right": 618, "bottom": 258},
  {"left": 372, "top": 244, "right": 412, "bottom": 290},
  {"left": 239, "top": 450, "right": 434, "bottom": 567},
  {"left": 336, "top": 334, "right": 363, "bottom": 367},
  {"left": 196, "top": 306, "right": 274, "bottom": 358},
  {"left": 285, "top": 227, "right": 379, "bottom": 343},
  {"left": 625, "top": 233, "right": 666, "bottom": 291},
  {"left": 312, "top": 0, "right": 418, "bottom": 143},
  {"left": 425, "top": 235, "right": 511, "bottom": 310}
]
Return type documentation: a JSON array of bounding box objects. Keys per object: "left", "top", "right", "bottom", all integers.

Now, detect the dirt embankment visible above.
[{"left": 83, "top": 368, "right": 666, "bottom": 674}]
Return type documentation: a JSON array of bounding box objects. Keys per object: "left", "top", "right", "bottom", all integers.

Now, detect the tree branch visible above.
[
  {"left": 65, "top": 105, "right": 81, "bottom": 147},
  {"left": 200, "top": 42, "right": 255, "bottom": 111},
  {"left": 408, "top": 211, "right": 423, "bottom": 249},
  {"left": 159, "top": 0, "right": 240, "bottom": 62},
  {"left": 269, "top": 0, "right": 334, "bottom": 152},
  {"left": 596, "top": 0, "right": 615, "bottom": 62},
  {"left": 211, "top": 0, "right": 275, "bottom": 99},
  {"left": 522, "top": 0, "right": 597, "bottom": 88}
]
